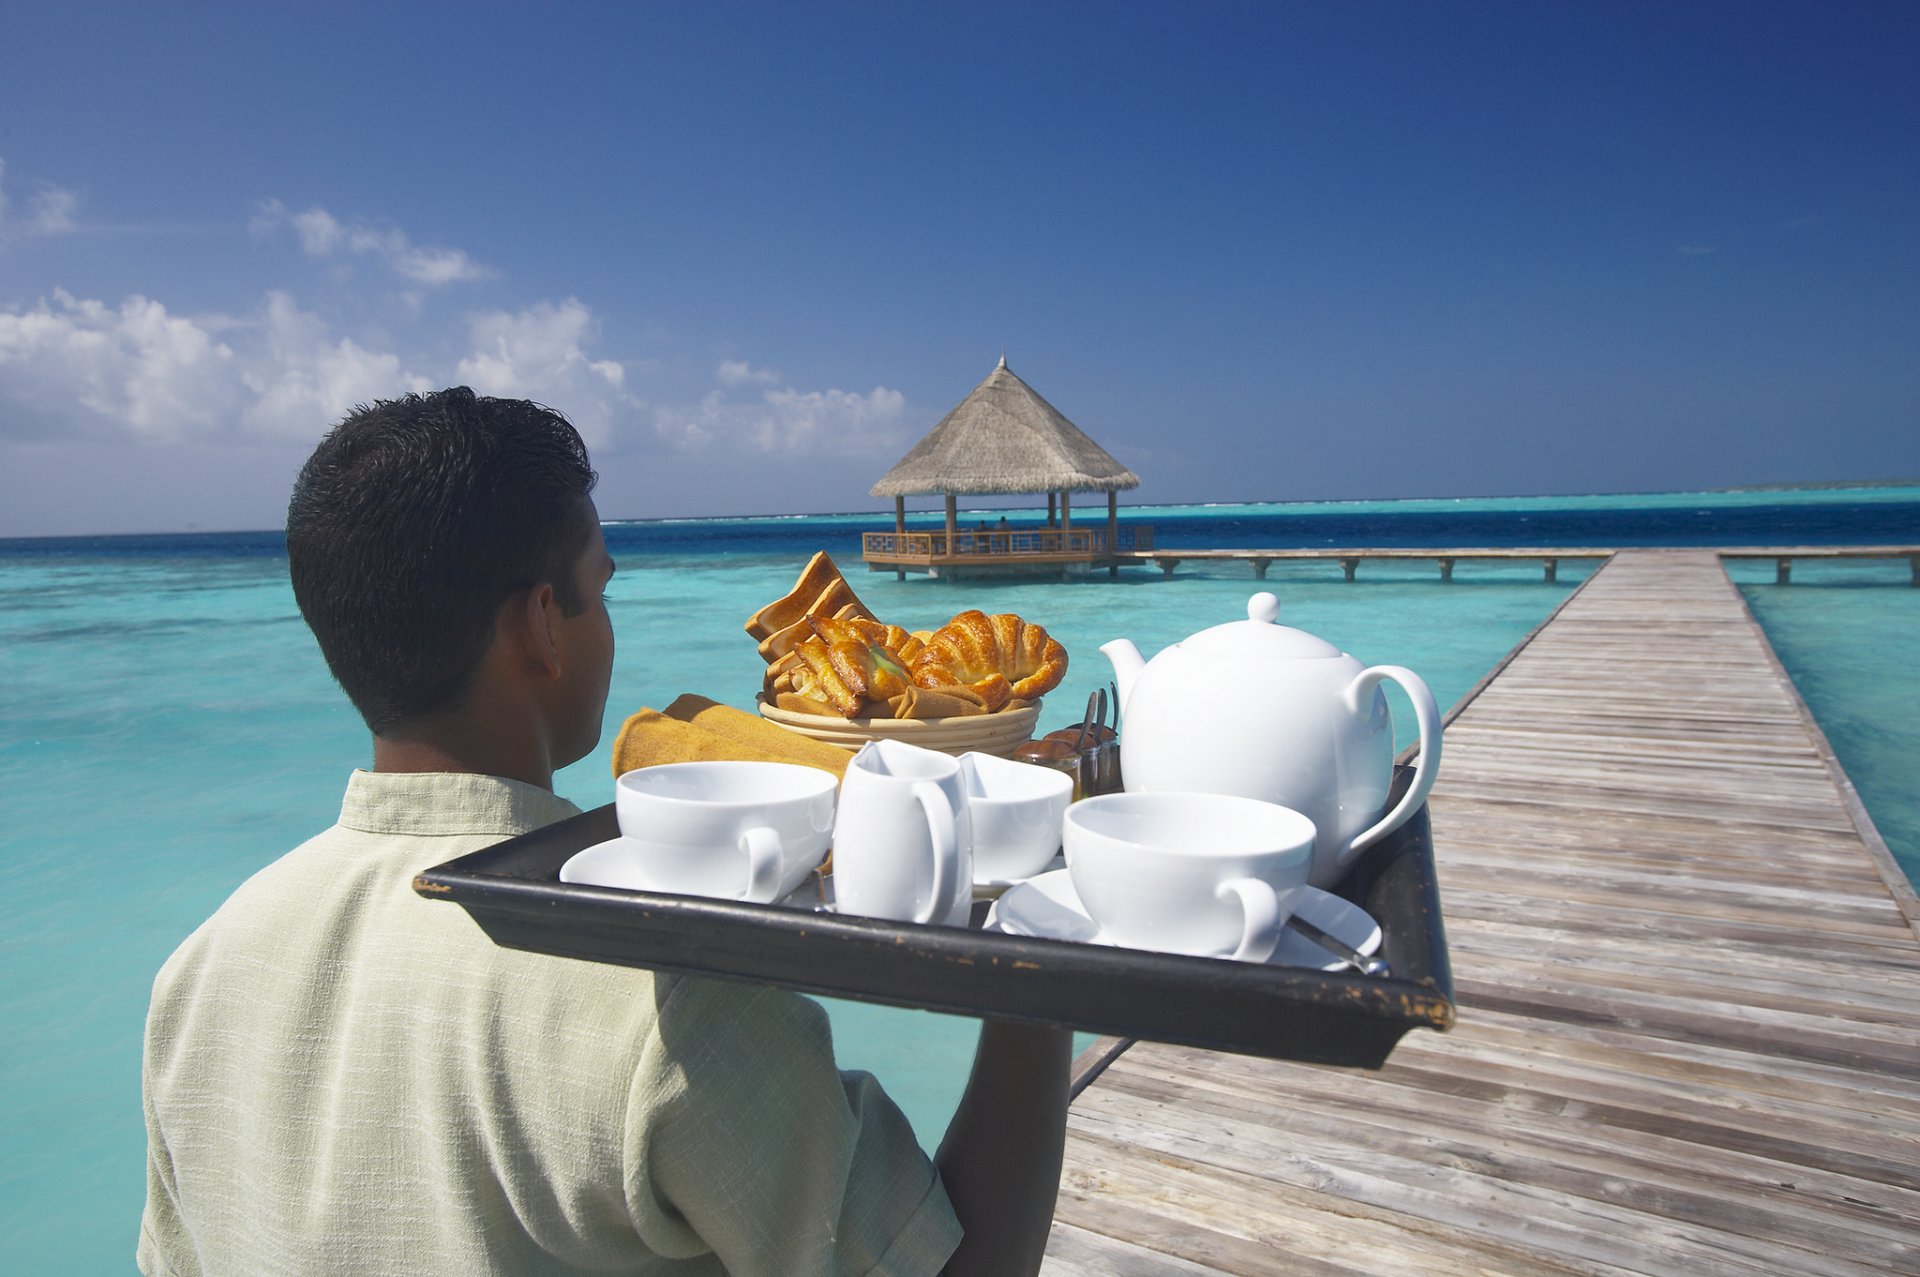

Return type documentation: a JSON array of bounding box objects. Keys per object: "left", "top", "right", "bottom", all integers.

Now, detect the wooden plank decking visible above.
[{"left": 1042, "top": 549, "right": 1920, "bottom": 1276}]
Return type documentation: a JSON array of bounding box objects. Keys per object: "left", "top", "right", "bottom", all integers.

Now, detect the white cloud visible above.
[
  {"left": 717, "top": 358, "right": 782, "bottom": 387},
  {"left": 0, "top": 288, "right": 428, "bottom": 444},
  {"left": 455, "top": 299, "right": 636, "bottom": 446},
  {"left": 650, "top": 366, "right": 908, "bottom": 457},
  {"left": 239, "top": 291, "right": 434, "bottom": 437},
  {"left": 253, "top": 199, "right": 492, "bottom": 285},
  {"left": 0, "top": 290, "right": 238, "bottom": 440},
  {"left": 0, "top": 157, "right": 81, "bottom": 247}
]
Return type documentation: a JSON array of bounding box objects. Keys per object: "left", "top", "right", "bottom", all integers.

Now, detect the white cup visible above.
[
  {"left": 613, "top": 761, "right": 837, "bottom": 903},
  {"left": 833, "top": 740, "right": 972, "bottom": 925},
  {"left": 1063, "top": 792, "right": 1315, "bottom": 959},
  {"left": 959, "top": 751, "right": 1073, "bottom": 885}
]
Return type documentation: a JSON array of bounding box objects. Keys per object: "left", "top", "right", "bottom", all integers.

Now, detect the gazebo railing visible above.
[{"left": 862, "top": 524, "right": 1153, "bottom": 562}]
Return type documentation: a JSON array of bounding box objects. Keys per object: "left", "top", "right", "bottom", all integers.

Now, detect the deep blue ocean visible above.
[{"left": 3, "top": 485, "right": 1917, "bottom": 1274}]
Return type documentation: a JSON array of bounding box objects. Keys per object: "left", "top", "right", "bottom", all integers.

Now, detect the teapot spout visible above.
[{"left": 1099, "top": 638, "right": 1146, "bottom": 710}]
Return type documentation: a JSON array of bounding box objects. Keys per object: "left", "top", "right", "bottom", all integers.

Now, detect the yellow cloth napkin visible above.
[{"left": 611, "top": 693, "right": 854, "bottom": 779}]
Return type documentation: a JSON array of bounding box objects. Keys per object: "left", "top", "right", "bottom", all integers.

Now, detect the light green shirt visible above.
[{"left": 140, "top": 770, "right": 961, "bottom": 1276}]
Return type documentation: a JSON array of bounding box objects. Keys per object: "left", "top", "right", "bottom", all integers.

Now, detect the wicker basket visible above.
[{"left": 756, "top": 698, "right": 1042, "bottom": 759}]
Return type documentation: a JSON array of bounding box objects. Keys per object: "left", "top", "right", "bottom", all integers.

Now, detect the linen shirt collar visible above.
[{"left": 337, "top": 769, "right": 583, "bottom": 838}]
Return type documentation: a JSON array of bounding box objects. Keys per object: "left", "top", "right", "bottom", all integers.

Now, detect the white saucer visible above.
[
  {"left": 559, "top": 838, "right": 824, "bottom": 909},
  {"left": 984, "top": 870, "right": 1383, "bottom": 970},
  {"left": 972, "top": 852, "right": 1066, "bottom": 898}
]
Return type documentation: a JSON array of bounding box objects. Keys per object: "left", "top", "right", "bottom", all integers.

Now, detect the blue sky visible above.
[{"left": 1, "top": 1, "right": 1915, "bottom": 535}]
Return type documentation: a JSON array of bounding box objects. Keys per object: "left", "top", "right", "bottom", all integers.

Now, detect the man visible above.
[{"left": 139, "top": 387, "right": 1070, "bottom": 1276}]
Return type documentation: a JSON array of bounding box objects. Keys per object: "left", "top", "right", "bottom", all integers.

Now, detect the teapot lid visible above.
[{"left": 1179, "top": 593, "right": 1344, "bottom": 659}]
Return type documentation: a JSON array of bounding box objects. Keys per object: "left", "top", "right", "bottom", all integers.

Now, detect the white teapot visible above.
[{"left": 1101, "top": 592, "right": 1442, "bottom": 888}]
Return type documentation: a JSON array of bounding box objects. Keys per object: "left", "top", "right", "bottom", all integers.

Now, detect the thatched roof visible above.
[{"left": 870, "top": 358, "right": 1140, "bottom": 498}]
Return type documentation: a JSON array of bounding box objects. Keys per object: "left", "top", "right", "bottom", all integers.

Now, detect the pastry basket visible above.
[{"left": 756, "top": 696, "right": 1041, "bottom": 758}]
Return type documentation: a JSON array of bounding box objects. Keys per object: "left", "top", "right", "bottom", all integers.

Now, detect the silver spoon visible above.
[{"left": 1285, "top": 913, "right": 1391, "bottom": 977}]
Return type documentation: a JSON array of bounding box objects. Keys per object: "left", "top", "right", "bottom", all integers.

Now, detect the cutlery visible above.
[
  {"left": 1087, "top": 686, "right": 1110, "bottom": 793},
  {"left": 1072, "top": 690, "right": 1099, "bottom": 751},
  {"left": 1285, "top": 912, "right": 1390, "bottom": 977}
]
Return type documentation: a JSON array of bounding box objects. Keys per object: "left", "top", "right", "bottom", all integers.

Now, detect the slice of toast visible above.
[
  {"left": 753, "top": 576, "right": 875, "bottom": 662},
  {"left": 745, "top": 551, "right": 854, "bottom": 640}
]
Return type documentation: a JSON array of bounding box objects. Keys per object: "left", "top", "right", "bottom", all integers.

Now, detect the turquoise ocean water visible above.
[{"left": 3, "top": 486, "right": 1917, "bottom": 1272}]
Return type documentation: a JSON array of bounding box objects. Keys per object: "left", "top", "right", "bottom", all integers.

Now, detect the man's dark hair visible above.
[{"left": 287, "top": 386, "right": 599, "bottom": 734}]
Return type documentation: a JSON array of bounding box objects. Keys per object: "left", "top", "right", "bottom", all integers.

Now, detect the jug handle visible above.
[
  {"left": 911, "top": 780, "right": 958, "bottom": 926},
  {"left": 1344, "top": 665, "right": 1443, "bottom": 861}
]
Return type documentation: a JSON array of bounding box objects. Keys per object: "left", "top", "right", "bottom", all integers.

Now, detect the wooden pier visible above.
[
  {"left": 1118, "top": 544, "right": 1920, "bottom": 583},
  {"left": 1119, "top": 547, "right": 1611, "bottom": 582},
  {"left": 1043, "top": 549, "right": 1920, "bottom": 1275},
  {"left": 1718, "top": 545, "right": 1920, "bottom": 586}
]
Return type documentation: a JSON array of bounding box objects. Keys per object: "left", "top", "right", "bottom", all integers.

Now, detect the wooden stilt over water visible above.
[{"left": 1043, "top": 549, "right": 1920, "bottom": 1276}]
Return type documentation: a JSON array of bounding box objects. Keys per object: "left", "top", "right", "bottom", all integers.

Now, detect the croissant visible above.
[
  {"left": 787, "top": 637, "right": 866, "bottom": 717},
  {"left": 807, "top": 616, "right": 912, "bottom": 704},
  {"left": 909, "top": 610, "right": 1067, "bottom": 704},
  {"left": 811, "top": 616, "right": 924, "bottom": 665}
]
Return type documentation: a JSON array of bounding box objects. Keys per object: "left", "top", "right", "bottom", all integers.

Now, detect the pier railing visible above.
[{"left": 862, "top": 524, "right": 1154, "bottom": 564}]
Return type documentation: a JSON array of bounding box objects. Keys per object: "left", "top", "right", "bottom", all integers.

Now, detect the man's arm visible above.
[{"left": 934, "top": 1020, "right": 1074, "bottom": 1277}]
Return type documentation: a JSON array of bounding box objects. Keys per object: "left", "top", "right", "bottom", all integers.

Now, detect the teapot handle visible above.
[{"left": 1343, "top": 665, "right": 1443, "bottom": 860}]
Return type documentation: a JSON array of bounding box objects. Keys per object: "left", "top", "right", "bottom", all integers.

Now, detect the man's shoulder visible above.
[{"left": 149, "top": 820, "right": 357, "bottom": 979}]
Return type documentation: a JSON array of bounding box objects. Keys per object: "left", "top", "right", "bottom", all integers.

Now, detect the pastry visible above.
[
  {"left": 746, "top": 557, "right": 1066, "bottom": 721},
  {"left": 753, "top": 576, "right": 876, "bottom": 662},
  {"left": 909, "top": 610, "right": 1068, "bottom": 703},
  {"left": 788, "top": 637, "right": 865, "bottom": 717},
  {"left": 807, "top": 616, "right": 913, "bottom": 704},
  {"left": 745, "top": 551, "right": 863, "bottom": 640}
]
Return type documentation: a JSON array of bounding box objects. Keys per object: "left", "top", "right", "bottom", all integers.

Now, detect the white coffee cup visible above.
[
  {"left": 613, "top": 761, "right": 837, "bottom": 903},
  {"left": 1063, "top": 791, "right": 1315, "bottom": 959},
  {"left": 959, "top": 751, "right": 1073, "bottom": 885},
  {"left": 833, "top": 740, "right": 972, "bottom": 925}
]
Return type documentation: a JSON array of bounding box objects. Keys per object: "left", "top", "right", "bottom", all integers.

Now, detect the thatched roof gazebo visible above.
[{"left": 864, "top": 357, "right": 1149, "bottom": 577}]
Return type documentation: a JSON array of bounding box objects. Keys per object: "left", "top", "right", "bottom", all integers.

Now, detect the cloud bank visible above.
[
  {"left": 1, "top": 173, "right": 915, "bottom": 534},
  {"left": 0, "top": 289, "right": 432, "bottom": 443},
  {"left": 1, "top": 289, "right": 908, "bottom": 461},
  {"left": 455, "top": 299, "right": 635, "bottom": 447},
  {"left": 653, "top": 360, "right": 907, "bottom": 456}
]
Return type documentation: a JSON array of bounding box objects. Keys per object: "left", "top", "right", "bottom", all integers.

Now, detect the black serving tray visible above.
[{"left": 414, "top": 766, "right": 1453, "bottom": 1068}]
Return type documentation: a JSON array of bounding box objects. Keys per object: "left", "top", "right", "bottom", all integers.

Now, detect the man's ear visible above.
[{"left": 519, "top": 582, "right": 563, "bottom": 678}]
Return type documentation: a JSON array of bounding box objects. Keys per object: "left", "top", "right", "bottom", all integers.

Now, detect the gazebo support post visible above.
[
  {"left": 1060, "top": 490, "right": 1072, "bottom": 551},
  {"left": 1107, "top": 489, "right": 1118, "bottom": 576},
  {"left": 1047, "top": 493, "right": 1057, "bottom": 528},
  {"left": 894, "top": 496, "right": 906, "bottom": 580},
  {"left": 944, "top": 493, "right": 957, "bottom": 563}
]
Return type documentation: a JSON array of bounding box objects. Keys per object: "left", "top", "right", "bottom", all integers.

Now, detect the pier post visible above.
[
  {"left": 1340, "top": 557, "right": 1358, "bottom": 582},
  {"left": 1439, "top": 557, "right": 1455, "bottom": 583},
  {"left": 1250, "top": 558, "right": 1271, "bottom": 580},
  {"left": 1910, "top": 553, "right": 1919, "bottom": 587},
  {"left": 1544, "top": 557, "right": 1558, "bottom": 583},
  {"left": 1776, "top": 557, "right": 1791, "bottom": 585},
  {"left": 1155, "top": 557, "right": 1181, "bottom": 579}
]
